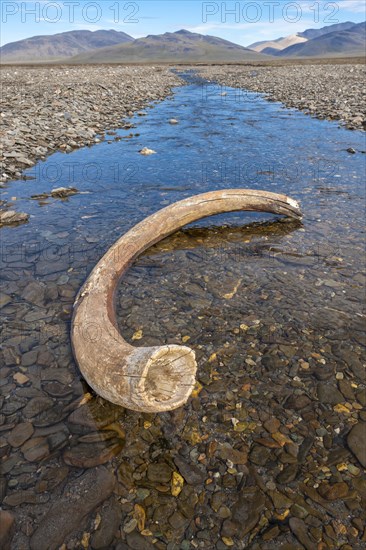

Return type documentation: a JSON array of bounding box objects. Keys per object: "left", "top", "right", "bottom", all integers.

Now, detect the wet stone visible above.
[
  {"left": 126, "top": 531, "right": 154, "bottom": 550},
  {"left": 226, "top": 488, "right": 265, "bottom": 538},
  {"left": 347, "top": 423, "right": 366, "bottom": 468},
  {"left": 174, "top": 456, "right": 205, "bottom": 485},
  {"left": 7, "top": 422, "right": 34, "bottom": 447},
  {"left": 289, "top": 517, "right": 316, "bottom": 550},
  {"left": 277, "top": 464, "right": 299, "bottom": 484},
  {"left": 21, "top": 436, "right": 50, "bottom": 462},
  {"left": 0, "top": 510, "right": 15, "bottom": 550},
  {"left": 22, "top": 396, "right": 54, "bottom": 418},
  {"left": 4, "top": 489, "right": 49, "bottom": 507},
  {"left": 286, "top": 394, "right": 311, "bottom": 410},
  {"left": 317, "top": 383, "right": 344, "bottom": 405},
  {"left": 249, "top": 445, "right": 271, "bottom": 466},
  {"left": 63, "top": 441, "right": 124, "bottom": 468},
  {"left": 30, "top": 466, "right": 115, "bottom": 550},
  {"left": 67, "top": 399, "right": 123, "bottom": 429},
  {"left": 263, "top": 418, "right": 281, "bottom": 433},
  {"left": 91, "top": 498, "right": 121, "bottom": 549},
  {"left": 217, "top": 444, "right": 248, "bottom": 464},
  {"left": 147, "top": 462, "right": 172, "bottom": 483},
  {"left": 317, "top": 482, "right": 349, "bottom": 501},
  {"left": 21, "top": 281, "right": 45, "bottom": 306}
]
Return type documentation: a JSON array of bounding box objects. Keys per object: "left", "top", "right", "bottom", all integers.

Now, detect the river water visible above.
[{"left": 1, "top": 74, "right": 365, "bottom": 549}]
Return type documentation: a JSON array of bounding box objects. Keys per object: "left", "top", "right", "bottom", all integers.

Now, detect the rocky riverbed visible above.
[
  {"left": 0, "top": 65, "right": 183, "bottom": 184},
  {"left": 197, "top": 64, "right": 366, "bottom": 131},
  {"left": 1, "top": 69, "right": 365, "bottom": 549}
]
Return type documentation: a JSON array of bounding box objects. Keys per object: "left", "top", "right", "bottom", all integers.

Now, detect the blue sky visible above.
[{"left": 1, "top": 0, "right": 365, "bottom": 46}]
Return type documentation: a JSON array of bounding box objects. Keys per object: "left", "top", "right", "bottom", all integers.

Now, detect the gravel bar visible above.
[{"left": 197, "top": 64, "right": 366, "bottom": 131}]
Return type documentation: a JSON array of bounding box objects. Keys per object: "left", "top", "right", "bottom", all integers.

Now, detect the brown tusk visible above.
[{"left": 71, "top": 189, "right": 302, "bottom": 413}]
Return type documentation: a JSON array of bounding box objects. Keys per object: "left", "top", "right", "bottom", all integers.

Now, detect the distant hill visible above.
[
  {"left": 0, "top": 30, "right": 134, "bottom": 62},
  {"left": 298, "top": 21, "right": 356, "bottom": 40},
  {"left": 277, "top": 22, "right": 366, "bottom": 57},
  {"left": 69, "top": 29, "right": 268, "bottom": 63},
  {"left": 249, "top": 34, "right": 307, "bottom": 53}
]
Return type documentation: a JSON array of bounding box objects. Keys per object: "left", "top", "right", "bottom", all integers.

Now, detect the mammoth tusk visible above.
[{"left": 71, "top": 189, "right": 302, "bottom": 413}]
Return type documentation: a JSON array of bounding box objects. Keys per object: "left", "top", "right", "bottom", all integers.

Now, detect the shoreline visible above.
[{"left": 196, "top": 63, "right": 366, "bottom": 132}]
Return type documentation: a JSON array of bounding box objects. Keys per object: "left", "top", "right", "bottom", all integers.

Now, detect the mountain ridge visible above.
[{"left": 68, "top": 29, "right": 267, "bottom": 63}]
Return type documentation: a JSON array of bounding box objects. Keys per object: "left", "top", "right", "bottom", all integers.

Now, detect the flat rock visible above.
[{"left": 30, "top": 467, "right": 115, "bottom": 550}]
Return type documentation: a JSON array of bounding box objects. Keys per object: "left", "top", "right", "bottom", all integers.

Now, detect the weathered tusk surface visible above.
[{"left": 71, "top": 189, "right": 302, "bottom": 413}]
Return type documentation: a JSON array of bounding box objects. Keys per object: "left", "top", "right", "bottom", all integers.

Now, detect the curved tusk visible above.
[{"left": 71, "top": 189, "right": 302, "bottom": 413}]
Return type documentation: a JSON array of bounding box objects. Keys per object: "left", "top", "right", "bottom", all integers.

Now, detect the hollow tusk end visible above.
[{"left": 128, "top": 345, "right": 197, "bottom": 413}]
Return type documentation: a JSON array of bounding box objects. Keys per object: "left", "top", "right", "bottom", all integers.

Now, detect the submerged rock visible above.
[
  {"left": 347, "top": 422, "right": 366, "bottom": 467},
  {"left": 30, "top": 467, "right": 115, "bottom": 550}
]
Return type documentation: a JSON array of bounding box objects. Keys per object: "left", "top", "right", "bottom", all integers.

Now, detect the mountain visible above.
[
  {"left": 69, "top": 29, "right": 268, "bottom": 63},
  {"left": 249, "top": 34, "right": 307, "bottom": 53},
  {"left": 298, "top": 21, "right": 356, "bottom": 40},
  {"left": 277, "top": 22, "right": 366, "bottom": 57},
  {"left": 247, "top": 21, "right": 361, "bottom": 57},
  {"left": 0, "top": 30, "right": 134, "bottom": 62}
]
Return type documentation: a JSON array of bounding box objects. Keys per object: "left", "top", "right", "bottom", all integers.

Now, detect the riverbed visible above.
[{"left": 1, "top": 74, "right": 365, "bottom": 549}]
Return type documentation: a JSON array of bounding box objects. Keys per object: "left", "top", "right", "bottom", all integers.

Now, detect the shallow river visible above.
[{"left": 1, "top": 73, "right": 365, "bottom": 549}]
